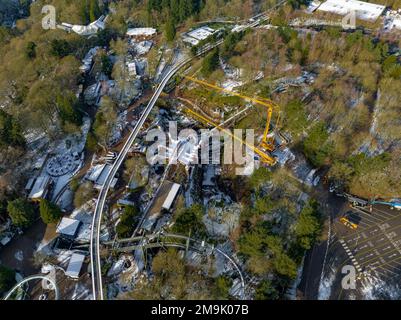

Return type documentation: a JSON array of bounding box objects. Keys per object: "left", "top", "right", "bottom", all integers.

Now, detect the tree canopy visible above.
[
  {"left": 0, "top": 265, "right": 15, "bottom": 295},
  {"left": 7, "top": 198, "right": 35, "bottom": 229},
  {"left": 116, "top": 205, "right": 140, "bottom": 238},
  {"left": 39, "top": 199, "right": 62, "bottom": 224}
]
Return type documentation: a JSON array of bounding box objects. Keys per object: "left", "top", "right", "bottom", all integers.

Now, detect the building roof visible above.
[
  {"left": 126, "top": 28, "right": 157, "bottom": 37},
  {"left": 317, "top": 0, "right": 385, "bottom": 21},
  {"left": 87, "top": 164, "right": 107, "bottom": 182},
  {"left": 70, "top": 16, "right": 106, "bottom": 36},
  {"left": 162, "top": 183, "right": 181, "bottom": 210},
  {"left": 117, "top": 199, "right": 136, "bottom": 207},
  {"left": 28, "top": 176, "right": 51, "bottom": 200},
  {"left": 65, "top": 253, "right": 85, "bottom": 279},
  {"left": 182, "top": 36, "right": 200, "bottom": 46},
  {"left": 187, "top": 26, "right": 216, "bottom": 41},
  {"left": 147, "top": 180, "right": 175, "bottom": 220},
  {"left": 95, "top": 164, "right": 112, "bottom": 187},
  {"left": 25, "top": 177, "right": 35, "bottom": 191},
  {"left": 56, "top": 217, "right": 81, "bottom": 237}
]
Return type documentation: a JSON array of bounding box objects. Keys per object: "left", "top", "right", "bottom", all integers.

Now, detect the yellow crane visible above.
[
  {"left": 183, "top": 107, "right": 276, "bottom": 165},
  {"left": 183, "top": 75, "right": 280, "bottom": 153}
]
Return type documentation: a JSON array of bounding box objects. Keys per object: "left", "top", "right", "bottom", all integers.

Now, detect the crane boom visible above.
[{"left": 183, "top": 75, "right": 279, "bottom": 152}]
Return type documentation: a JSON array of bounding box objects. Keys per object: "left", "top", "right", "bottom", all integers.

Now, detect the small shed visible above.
[
  {"left": 28, "top": 176, "right": 51, "bottom": 202},
  {"left": 65, "top": 253, "right": 86, "bottom": 279},
  {"left": 162, "top": 183, "right": 181, "bottom": 211},
  {"left": 56, "top": 217, "right": 81, "bottom": 239}
]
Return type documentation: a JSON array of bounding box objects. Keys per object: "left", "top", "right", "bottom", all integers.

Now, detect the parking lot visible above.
[{"left": 335, "top": 204, "right": 401, "bottom": 279}]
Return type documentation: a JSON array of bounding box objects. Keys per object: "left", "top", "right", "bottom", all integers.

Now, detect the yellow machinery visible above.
[
  {"left": 183, "top": 107, "right": 276, "bottom": 165},
  {"left": 183, "top": 75, "right": 280, "bottom": 153},
  {"left": 340, "top": 217, "right": 358, "bottom": 230}
]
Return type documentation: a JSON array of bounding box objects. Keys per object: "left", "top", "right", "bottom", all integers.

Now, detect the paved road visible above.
[{"left": 297, "top": 189, "right": 347, "bottom": 299}]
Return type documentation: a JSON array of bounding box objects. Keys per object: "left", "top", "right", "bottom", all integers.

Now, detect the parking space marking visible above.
[
  {"left": 340, "top": 210, "right": 401, "bottom": 241},
  {"left": 351, "top": 206, "right": 396, "bottom": 222}
]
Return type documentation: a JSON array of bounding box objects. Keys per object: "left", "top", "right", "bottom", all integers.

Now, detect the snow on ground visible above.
[
  {"left": 35, "top": 238, "right": 54, "bottom": 255},
  {"left": 56, "top": 188, "right": 74, "bottom": 211},
  {"left": 14, "top": 250, "right": 23, "bottom": 262},
  {"left": 318, "top": 269, "right": 336, "bottom": 300},
  {"left": 286, "top": 257, "right": 305, "bottom": 299},
  {"left": 360, "top": 272, "right": 401, "bottom": 300},
  {"left": 203, "top": 203, "right": 241, "bottom": 239},
  {"left": 56, "top": 250, "right": 73, "bottom": 267},
  {"left": 221, "top": 79, "right": 244, "bottom": 91},
  {"left": 107, "top": 255, "right": 140, "bottom": 299},
  {"left": 71, "top": 282, "right": 91, "bottom": 300}
]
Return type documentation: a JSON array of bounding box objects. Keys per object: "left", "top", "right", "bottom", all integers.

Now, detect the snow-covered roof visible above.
[
  {"left": 70, "top": 16, "right": 106, "bottom": 36},
  {"left": 385, "top": 11, "right": 401, "bottom": 30},
  {"left": 306, "top": 0, "right": 322, "bottom": 13},
  {"left": 186, "top": 26, "right": 216, "bottom": 41},
  {"left": 65, "top": 253, "right": 85, "bottom": 279},
  {"left": 182, "top": 36, "right": 200, "bottom": 46},
  {"left": 28, "top": 176, "right": 51, "bottom": 200},
  {"left": 162, "top": 183, "right": 181, "bottom": 210},
  {"left": 131, "top": 40, "right": 153, "bottom": 55},
  {"left": 87, "top": 164, "right": 106, "bottom": 182},
  {"left": 117, "top": 199, "right": 136, "bottom": 207},
  {"left": 56, "top": 217, "right": 81, "bottom": 237},
  {"left": 95, "top": 164, "right": 112, "bottom": 187},
  {"left": 393, "top": 17, "right": 401, "bottom": 29},
  {"left": 25, "top": 177, "right": 35, "bottom": 191},
  {"left": 317, "top": 0, "right": 386, "bottom": 21},
  {"left": 126, "top": 28, "right": 157, "bottom": 37}
]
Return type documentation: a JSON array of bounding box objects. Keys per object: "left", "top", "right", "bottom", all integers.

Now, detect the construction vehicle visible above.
[
  {"left": 370, "top": 200, "right": 401, "bottom": 210},
  {"left": 339, "top": 212, "right": 359, "bottom": 230},
  {"left": 183, "top": 75, "right": 280, "bottom": 164},
  {"left": 344, "top": 193, "right": 401, "bottom": 211}
]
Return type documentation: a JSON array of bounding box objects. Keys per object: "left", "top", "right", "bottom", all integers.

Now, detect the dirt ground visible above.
[{"left": 0, "top": 220, "right": 57, "bottom": 276}]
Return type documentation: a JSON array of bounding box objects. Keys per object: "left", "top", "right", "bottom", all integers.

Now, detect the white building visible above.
[
  {"left": 86, "top": 164, "right": 118, "bottom": 190},
  {"left": 384, "top": 10, "right": 401, "bottom": 30},
  {"left": 162, "top": 183, "right": 181, "bottom": 211},
  {"left": 65, "top": 253, "right": 86, "bottom": 279},
  {"left": 317, "top": 0, "right": 386, "bottom": 21},
  {"left": 126, "top": 28, "right": 157, "bottom": 40},
  {"left": 28, "top": 176, "right": 51, "bottom": 201},
  {"left": 71, "top": 16, "right": 107, "bottom": 36},
  {"left": 182, "top": 26, "right": 217, "bottom": 46},
  {"left": 56, "top": 217, "right": 81, "bottom": 239}
]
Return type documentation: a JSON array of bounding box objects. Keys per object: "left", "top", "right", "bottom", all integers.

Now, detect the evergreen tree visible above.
[
  {"left": 80, "top": 1, "right": 90, "bottom": 24},
  {"left": 39, "top": 199, "right": 62, "bottom": 224},
  {"left": 116, "top": 206, "right": 140, "bottom": 238},
  {"left": 7, "top": 198, "right": 35, "bottom": 229},
  {"left": 89, "top": 0, "right": 101, "bottom": 22},
  {"left": 56, "top": 94, "right": 82, "bottom": 126},
  {"left": 170, "top": 0, "right": 180, "bottom": 23},
  {"left": 201, "top": 48, "right": 220, "bottom": 76},
  {"left": 0, "top": 265, "right": 15, "bottom": 295},
  {"left": 179, "top": 0, "right": 191, "bottom": 22},
  {"left": 0, "top": 110, "right": 25, "bottom": 149},
  {"left": 26, "top": 41, "right": 36, "bottom": 59},
  {"left": 165, "top": 19, "right": 176, "bottom": 42},
  {"left": 50, "top": 39, "right": 72, "bottom": 58}
]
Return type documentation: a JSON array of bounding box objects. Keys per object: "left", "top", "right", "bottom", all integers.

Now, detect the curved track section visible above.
[
  {"left": 3, "top": 275, "right": 59, "bottom": 300},
  {"left": 90, "top": 57, "right": 193, "bottom": 300}
]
